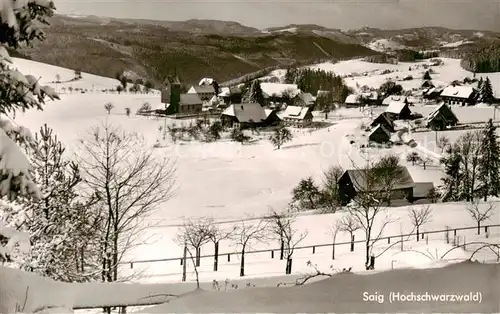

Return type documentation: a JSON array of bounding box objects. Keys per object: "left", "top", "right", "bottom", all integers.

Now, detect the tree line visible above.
[{"left": 461, "top": 43, "right": 500, "bottom": 73}]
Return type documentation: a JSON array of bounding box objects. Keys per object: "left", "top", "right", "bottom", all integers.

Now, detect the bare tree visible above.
[
  {"left": 339, "top": 214, "right": 361, "bottom": 252},
  {"left": 104, "top": 102, "right": 114, "bottom": 114},
  {"left": 319, "top": 165, "right": 343, "bottom": 213},
  {"left": 328, "top": 220, "right": 342, "bottom": 260},
  {"left": 76, "top": 121, "right": 176, "bottom": 283},
  {"left": 408, "top": 205, "right": 432, "bottom": 241},
  {"left": 345, "top": 155, "right": 400, "bottom": 269},
  {"left": 437, "top": 135, "right": 450, "bottom": 153},
  {"left": 268, "top": 209, "right": 308, "bottom": 274},
  {"left": 207, "top": 220, "right": 236, "bottom": 271},
  {"left": 456, "top": 131, "right": 483, "bottom": 201},
  {"left": 176, "top": 219, "right": 213, "bottom": 267},
  {"left": 232, "top": 219, "right": 269, "bottom": 277},
  {"left": 466, "top": 200, "right": 495, "bottom": 235},
  {"left": 418, "top": 156, "right": 434, "bottom": 170}
]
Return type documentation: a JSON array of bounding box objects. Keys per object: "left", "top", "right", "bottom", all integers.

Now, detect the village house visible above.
[
  {"left": 384, "top": 101, "right": 412, "bottom": 120},
  {"left": 344, "top": 94, "right": 361, "bottom": 108},
  {"left": 187, "top": 84, "right": 216, "bottom": 101},
  {"left": 337, "top": 166, "right": 416, "bottom": 206},
  {"left": 440, "top": 85, "right": 477, "bottom": 106},
  {"left": 368, "top": 124, "right": 391, "bottom": 144},
  {"left": 218, "top": 86, "right": 243, "bottom": 106},
  {"left": 293, "top": 92, "right": 316, "bottom": 107},
  {"left": 176, "top": 93, "right": 203, "bottom": 114},
  {"left": 421, "top": 80, "right": 434, "bottom": 89},
  {"left": 426, "top": 103, "right": 459, "bottom": 130},
  {"left": 220, "top": 102, "right": 280, "bottom": 128},
  {"left": 370, "top": 112, "right": 395, "bottom": 132},
  {"left": 281, "top": 105, "right": 313, "bottom": 127},
  {"left": 361, "top": 91, "right": 379, "bottom": 106},
  {"left": 422, "top": 87, "right": 443, "bottom": 101}
]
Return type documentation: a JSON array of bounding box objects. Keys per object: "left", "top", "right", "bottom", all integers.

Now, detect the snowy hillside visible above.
[
  {"left": 11, "top": 58, "right": 159, "bottom": 93},
  {"left": 309, "top": 58, "right": 500, "bottom": 97}
]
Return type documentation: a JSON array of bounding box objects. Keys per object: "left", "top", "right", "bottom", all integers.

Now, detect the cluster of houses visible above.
[
  {"left": 366, "top": 95, "right": 459, "bottom": 144},
  {"left": 161, "top": 76, "right": 316, "bottom": 128}
]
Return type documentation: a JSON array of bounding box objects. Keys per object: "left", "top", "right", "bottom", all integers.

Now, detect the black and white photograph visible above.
[{"left": 0, "top": 0, "right": 499, "bottom": 313}]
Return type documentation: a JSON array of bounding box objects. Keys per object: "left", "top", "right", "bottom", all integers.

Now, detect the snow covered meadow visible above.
[{"left": 2, "top": 56, "right": 500, "bottom": 312}]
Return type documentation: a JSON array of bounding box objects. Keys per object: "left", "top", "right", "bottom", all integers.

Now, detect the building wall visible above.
[{"left": 179, "top": 103, "right": 202, "bottom": 114}]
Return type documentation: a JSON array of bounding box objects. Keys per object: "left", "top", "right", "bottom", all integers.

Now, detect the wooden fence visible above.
[{"left": 121, "top": 223, "right": 500, "bottom": 271}]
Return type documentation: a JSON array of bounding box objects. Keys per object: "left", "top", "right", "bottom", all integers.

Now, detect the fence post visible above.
[
  {"left": 387, "top": 237, "right": 390, "bottom": 244},
  {"left": 180, "top": 258, "right": 183, "bottom": 266},
  {"left": 228, "top": 254, "right": 231, "bottom": 262},
  {"left": 454, "top": 229, "right": 457, "bottom": 237},
  {"left": 182, "top": 244, "right": 187, "bottom": 282},
  {"left": 486, "top": 228, "right": 490, "bottom": 239},
  {"left": 271, "top": 250, "right": 274, "bottom": 259},
  {"left": 351, "top": 235, "right": 355, "bottom": 252},
  {"left": 463, "top": 236, "right": 466, "bottom": 250},
  {"left": 421, "top": 233, "right": 424, "bottom": 240},
  {"left": 130, "top": 263, "right": 133, "bottom": 269},
  {"left": 426, "top": 235, "right": 428, "bottom": 245},
  {"left": 312, "top": 246, "right": 316, "bottom": 254}
]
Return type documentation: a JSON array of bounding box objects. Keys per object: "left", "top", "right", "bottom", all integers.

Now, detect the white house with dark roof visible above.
[
  {"left": 440, "top": 85, "right": 477, "bottom": 106},
  {"left": 281, "top": 105, "right": 313, "bottom": 127}
]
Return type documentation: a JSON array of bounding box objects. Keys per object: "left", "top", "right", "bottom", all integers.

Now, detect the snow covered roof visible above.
[
  {"left": 345, "top": 166, "right": 414, "bottom": 192},
  {"left": 385, "top": 101, "right": 408, "bottom": 114},
  {"left": 299, "top": 92, "right": 315, "bottom": 105},
  {"left": 440, "top": 85, "right": 474, "bottom": 99},
  {"left": 362, "top": 92, "right": 378, "bottom": 100},
  {"left": 199, "top": 78, "right": 214, "bottom": 86},
  {"left": 345, "top": 94, "right": 360, "bottom": 104},
  {"left": 180, "top": 93, "right": 202, "bottom": 105},
  {"left": 368, "top": 124, "right": 391, "bottom": 139},
  {"left": 282, "top": 105, "right": 311, "bottom": 120},
  {"left": 218, "top": 87, "right": 230, "bottom": 97},
  {"left": 221, "top": 103, "right": 267, "bottom": 123},
  {"left": 264, "top": 109, "right": 278, "bottom": 119},
  {"left": 192, "top": 85, "right": 215, "bottom": 94},
  {"left": 413, "top": 182, "right": 434, "bottom": 198},
  {"left": 260, "top": 83, "right": 300, "bottom": 98},
  {"left": 382, "top": 95, "right": 407, "bottom": 105}
]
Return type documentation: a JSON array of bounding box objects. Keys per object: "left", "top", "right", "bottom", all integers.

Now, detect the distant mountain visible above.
[{"left": 18, "top": 15, "right": 500, "bottom": 88}]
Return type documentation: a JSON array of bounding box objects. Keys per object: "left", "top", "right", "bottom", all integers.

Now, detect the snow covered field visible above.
[{"left": 4, "top": 58, "right": 500, "bottom": 313}]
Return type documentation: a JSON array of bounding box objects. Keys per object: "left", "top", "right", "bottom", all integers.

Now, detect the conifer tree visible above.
[
  {"left": 250, "top": 80, "right": 265, "bottom": 105},
  {"left": 480, "top": 77, "right": 494, "bottom": 104},
  {"left": 479, "top": 119, "right": 500, "bottom": 200},
  {"left": 0, "top": 0, "right": 60, "bottom": 259},
  {"left": 423, "top": 70, "right": 432, "bottom": 80},
  {"left": 440, "top": 144, "right": 462, "bottom": 202},
  {"left": 7, "top": 125, "right": 100, "bottom": 282}
]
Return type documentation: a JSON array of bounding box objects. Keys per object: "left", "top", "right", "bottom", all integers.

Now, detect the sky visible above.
[{"left": 54, "top": 0, "right": 500, "bottom": 32}]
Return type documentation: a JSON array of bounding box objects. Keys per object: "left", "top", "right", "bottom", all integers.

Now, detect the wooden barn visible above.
[
  {"left": 368, "top": 124, "right": 391, "bottom": 144},
  {"left": 337, "top": 166, "right": 415, "bottom": 206},
  {"left": 221, "top": 102, "right": 279, "bottom": 128},
  {"left": 370, "top": 112, "right": 395, "bottom": 132},
  {"left": 384, "top": 101, "right": 412, "bottom": 120},
  {"left": 426, "top": 103, "right": 459, "bottom": 130}
]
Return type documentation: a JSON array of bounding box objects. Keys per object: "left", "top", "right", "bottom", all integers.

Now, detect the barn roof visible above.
[
  {"left": 385, "top": 101, "right": 409, "bottom": 114},
  {"left": 282, "top": 105, "right": 311, "bottom": 120},
  {"left": 180, "top": 93, "right": 202, "bottom": 105},
  {"left": 221, "top": 103, "right": 267, "bottom": 123},
  {"left": 382, "top": 95, "right": 408, "bottom": 105},
  {"left": 345, "top": 166, "right": 415, "bottom": 192},
  {"left": 440, "top": 85, "right": 475, "bottom": 99},
  {"left": 368, "top": 124, "right": 391, "bottom": 140},
  {"left": 345, "top": 94, "right": 360, "bottom": 104}
]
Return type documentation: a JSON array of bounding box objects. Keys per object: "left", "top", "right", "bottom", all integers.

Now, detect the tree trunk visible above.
[
  {"left": 213, "top": 241, "right": 219, "bottom": 272},
  {"left": 240, "top": 248, "right": 245, "bottom": 277},
  {"left": 332, "top": 242, "right": 336, "bottom": 260},
  {"left": 182, "top": 245, "right": 187, "bottom": 282},
  {"left": 416, "top": 227, "right": 420, "bottom": 242},
  {"left": 477, "top": 221, "right": 481, "bottom": 235},
  {"left": 280, "top": 240, "right": 284, "bottom": 260},
  {"left": 196, "top": 247, "right": 201, "bottom": 267},
  {"left": 350, "top": 234, "right": 355, "bottom": 252}
]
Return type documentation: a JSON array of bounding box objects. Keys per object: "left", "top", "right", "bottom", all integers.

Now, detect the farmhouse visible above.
[
  {"left": 361, "top": 91, "right": 379, "bottom": 106},
  {"left": 368, "top": 124, "right": 391, "bottom": 144},
  {"left": 188, "top": 84, "right": 216, "bottom": 101},
  {"left": 440, "top": 85, "right": 477, "bottom": 106},
  {"left": 281, "top": 105, "right": 313, "bottom": 127},
  {"left": 344, "top": 94, "right": 361, "bottom": 108},
  {"left": 423, "top": 87, "right": 443, "bottom": 101},
  {"left": 370, "top": 112, "right": 395, "bottom": 132},
  {"left": 293, "top": 92, "right": 315, "bottom": 107},
  {"left": 221, "top": 102, "right": 279, "bottom": 128},
  {"left": 382, "top": 95, "right": 409, "bottom": 106},
  {"left": 384, "top": 101, "right": 412, "bottom": 120},
  {"left": 338, "top": 166, "right": 415, "bottom": 206},
  {"left": 426, "top": 103, "right": 459, "bottom": 130},
  {"left": 178, "top": 93, "right": 203, "bottom": 113}
]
